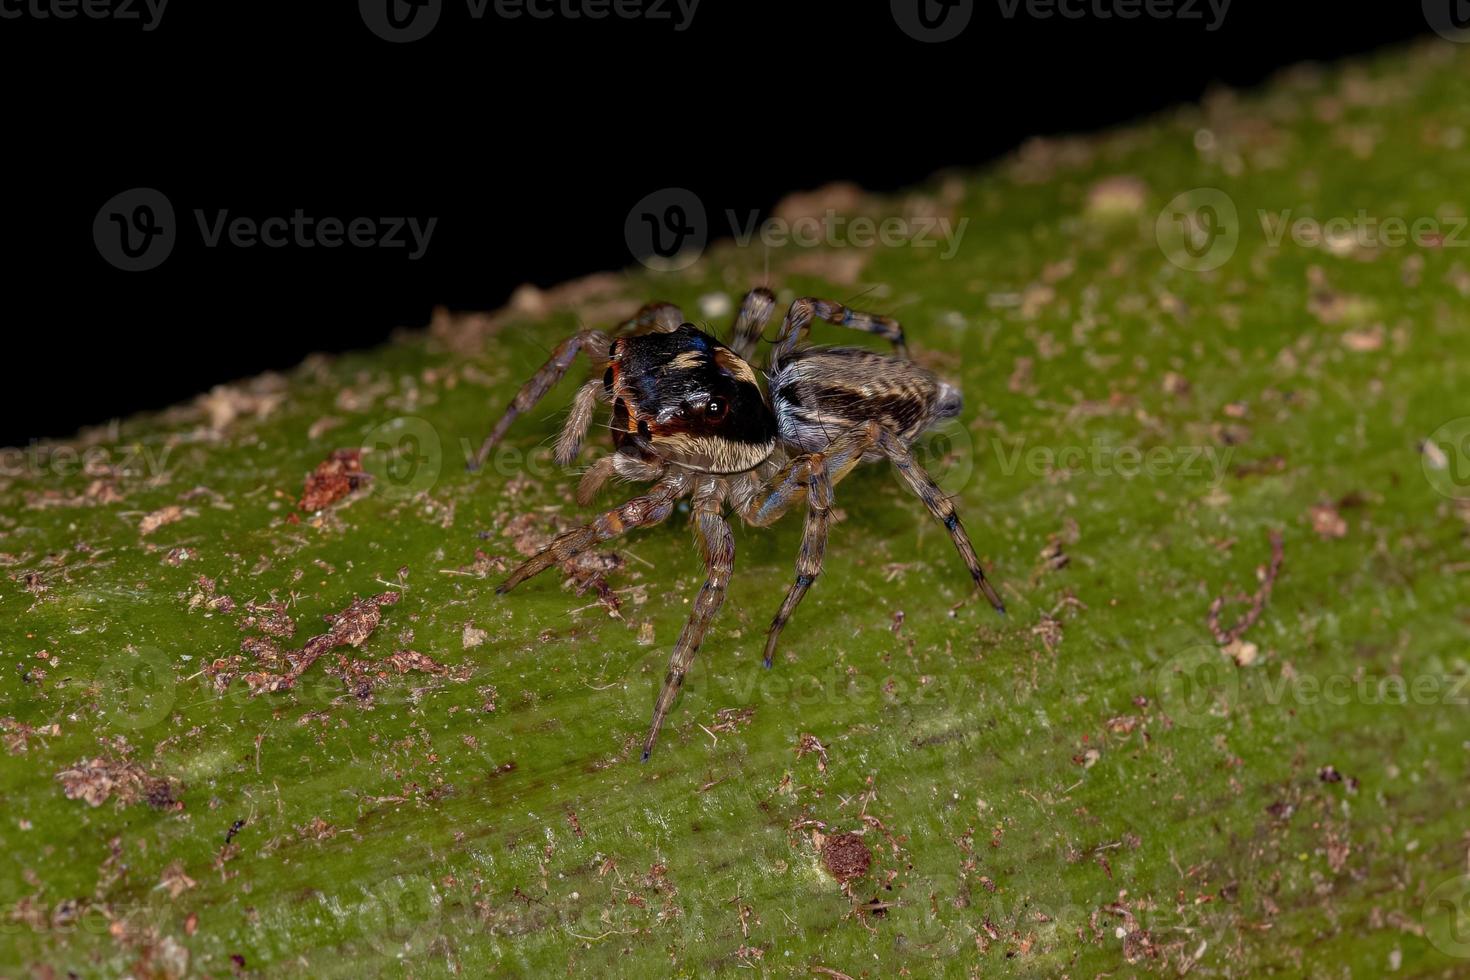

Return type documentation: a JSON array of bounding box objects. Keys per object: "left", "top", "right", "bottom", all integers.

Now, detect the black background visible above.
[{"left": 0, "top": 1, "right": 1435, "bottom": 446}]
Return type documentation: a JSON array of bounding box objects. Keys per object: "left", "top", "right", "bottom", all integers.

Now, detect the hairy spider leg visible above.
[
  {"left": 620, "top": 300, "right": 685, "bottom": 334},
  {"left": 727, "top": 287, "right": 777, "bottom": 362},
  {"left": 738, "top": 424, "right": 874, "bottom": 666},
  {"left": 769, "top": 297, "right": 908, "bottom": 370},
  {"left": 495, "top": 476, "right": 687, "bottom": 594},
  {"left": 469, "top": 329, "right": 610, "bottom": 471},
  {"left": 643, "top": 480, "right": 734, "bottom": 761},
  {"left": 743, "top": 421, "right": 1006, "bottom": 667}
]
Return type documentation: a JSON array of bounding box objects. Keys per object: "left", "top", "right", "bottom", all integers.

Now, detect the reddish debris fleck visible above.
[{"left": 299, "top": 449, "right": 367, "bottom": 512}]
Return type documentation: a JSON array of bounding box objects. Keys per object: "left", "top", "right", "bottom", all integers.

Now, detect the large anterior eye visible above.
[{"left": 704, "top": 397, "right": 726, "bottom": 419}]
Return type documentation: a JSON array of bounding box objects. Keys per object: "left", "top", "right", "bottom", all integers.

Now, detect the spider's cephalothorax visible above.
[
  {"left": 605, "top": 324, "right": 777, "bottom": 473},
  {"left": 471, "top": 289, "right": 1006, "bottom": 760}
]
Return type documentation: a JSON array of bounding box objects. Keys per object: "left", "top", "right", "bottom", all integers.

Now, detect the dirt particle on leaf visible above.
[
  {"left": 240, "top": 592, "right": 400, "bottom": 692},
  {"left": 140, "top": 505, "right": 189, "bottom": 536},
  {"left": 1308, "top": 502, "right": 1348, "bottom": 539},
  {"left": 386, "top": 650, "right": 448, "bottom": 675},
  {"left": 241, "top": 600, "right": 297, "bottom": 639},
  {"left": 462, "top": 623, "right": 489, "bottom": 649},
  {"left": 158, "top": 860, "right": 197, "bottom": 899},
  {"left": 822, "top": 833, "right": 872, "bottom": 884},
  {"left": 56, "top": 756, "right": 181, "bottom": 810},
  {"left": 796, "top": 733, "right": 830, "bottom": 773},
  {"left": 298, "top": 449, "right": 367, "bottom": 512},
  {"left": 710, "top": 706, "right": 755, "bottom": 734},
  {"left": 1085, "top": 174, "right": 1148, "bottom": 217}
]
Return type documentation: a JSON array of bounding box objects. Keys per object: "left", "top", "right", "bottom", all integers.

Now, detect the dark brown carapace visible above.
[{"left": 471, "top": 289, "right": 1005, "bottom": 760}]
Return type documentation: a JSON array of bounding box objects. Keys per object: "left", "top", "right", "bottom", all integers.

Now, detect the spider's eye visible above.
[{"left": 704, "top": 397, "right": 726, "bottom": 419}]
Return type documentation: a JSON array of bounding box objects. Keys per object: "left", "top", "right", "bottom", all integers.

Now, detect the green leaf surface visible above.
[{"left": 4, "top": 39, "right": 1470, "bottom": 978}]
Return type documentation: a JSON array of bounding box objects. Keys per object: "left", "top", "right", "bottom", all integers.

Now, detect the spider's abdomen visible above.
[{"left": 769, "top": 347, "right": 962, "bottom": 455}]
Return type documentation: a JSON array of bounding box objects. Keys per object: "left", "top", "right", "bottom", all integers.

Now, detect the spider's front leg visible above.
[
  {"left": 496, "top": 474, "right": 686, "bottom": 593},
  {"left": 643, "top": 482, "right": 733, "bottom": 761},
  {"left": 467, "top": 301, "right": 686, "bottom": 473},
  {"left": 469, "top": 328, "right": 610, "bottom": 471}
]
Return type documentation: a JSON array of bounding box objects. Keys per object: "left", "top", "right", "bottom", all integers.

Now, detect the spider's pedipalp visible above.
[{"left": 556, "top": 379, "right": 606, "bottom": 467}]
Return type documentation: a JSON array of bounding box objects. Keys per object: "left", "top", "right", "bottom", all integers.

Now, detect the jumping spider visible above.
[{"left": 472, "top": 288, "right": 1006, "bottom": 760}]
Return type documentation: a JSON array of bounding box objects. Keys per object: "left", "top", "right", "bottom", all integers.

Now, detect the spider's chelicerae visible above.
[{"left": 472, "top": 288, "right": 1006, "bottom": 760}]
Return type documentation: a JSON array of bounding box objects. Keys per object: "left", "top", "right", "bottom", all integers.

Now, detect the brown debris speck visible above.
[
  {"left": 56, "top": 756, "right": 180, "bottom": 810},
  {"left": 1207, "top": 529, "right": 1284, "bottom": 646},
  {"left": 1308, "top": 503, "right": 1348, "bottom": 539},
  {"left": 140, "top": 505, "right": 188, "bottom": 536},
  {"left": 821, "top": 833, "right": 872, "bottom": 884},
  {"left": 158, "top": 861, "right": 197, "bottom": 899},
  {"left": 796, "top": 733, "right": 830, "bottom": 773},
  {"left": 386, "top": 650, "right": 448, "bottom": 675},
  {"left": 298, "top": 449, "right": 367, "bottom": 512}
]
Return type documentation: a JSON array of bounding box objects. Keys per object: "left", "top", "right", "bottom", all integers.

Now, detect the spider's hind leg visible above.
[
  {"left": 759, "top": 454, "right": 833, "bottom": 668},
  {"left": 871, "top": 425, "right": 1006, "bottom": 615},
  {"left": 469, "top": 329, "right": 610, "bottom": 470},
  {"left": 771, "top": 297, "right": 908, "bottom": 368},
  {"left": 737, "top": 426, "right": 874, "bottom": 667}
]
